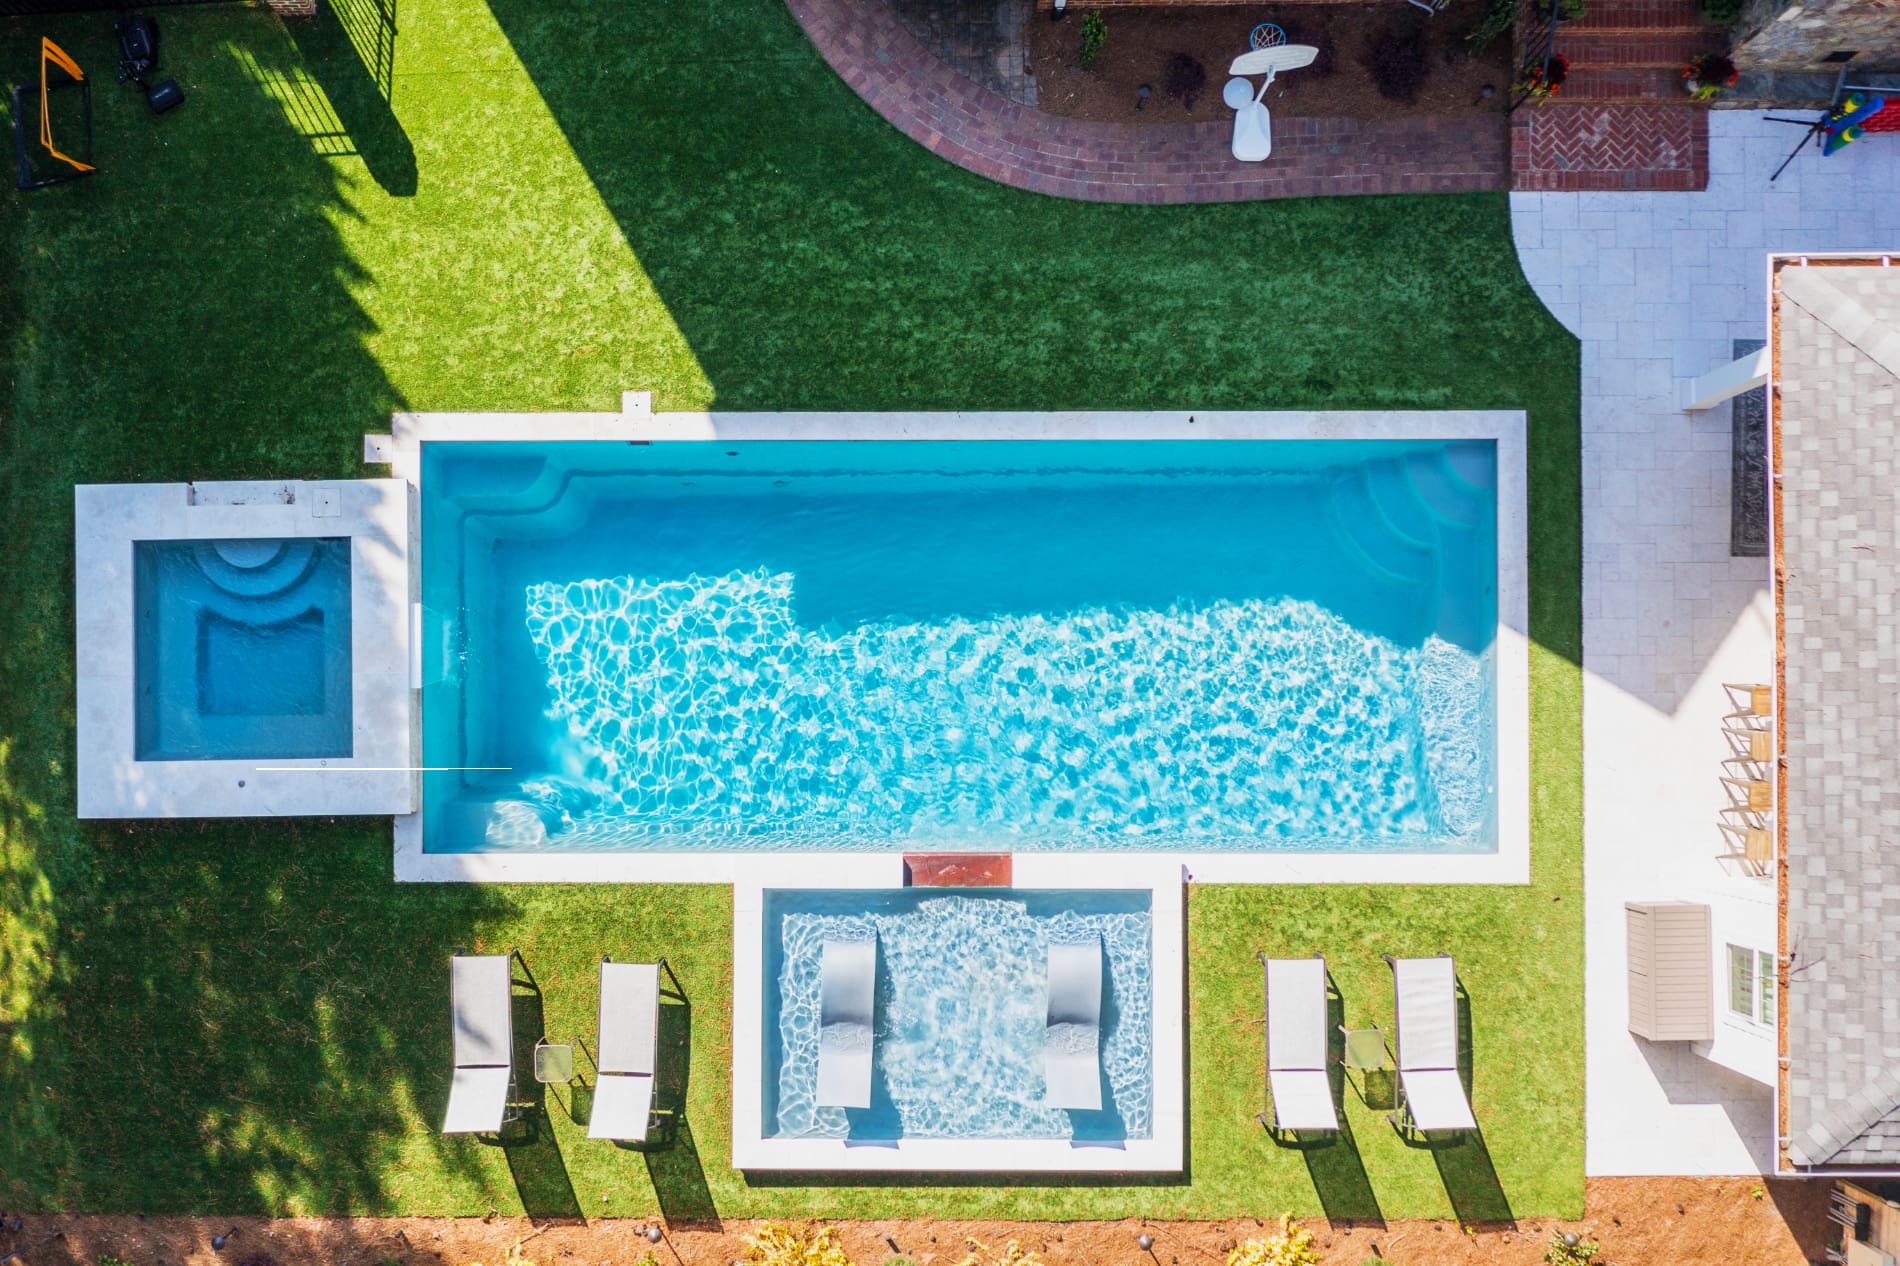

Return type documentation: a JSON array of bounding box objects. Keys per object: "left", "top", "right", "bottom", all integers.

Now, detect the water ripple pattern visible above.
[
  {"left": 520, "top": 568, "right": 1489, "bottom": 850},
  {"left": 772, "top": 893, "right": 1152, "bottom": 1140}
]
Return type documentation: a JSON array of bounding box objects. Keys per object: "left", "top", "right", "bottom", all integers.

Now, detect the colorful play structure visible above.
[{"left": 1769, "top": 71, "right": 1900, "bottom": 181}]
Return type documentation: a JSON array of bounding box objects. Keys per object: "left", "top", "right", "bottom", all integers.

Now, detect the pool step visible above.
[
  {"left": 904, "top": 853, "right": 1012, "bottom": 887},
  {"left": 1329, "top": 472, "right": 1437, "bottom": 591},
  {"left": 1444, "top": 441, "right": 1497, "bottom": 491},
  {"left": 191, "top": 538, "right": 323, "bottom": 599},
  {"left": 1362, "top": 458, "right": 1437, "bottom": 548},
  {"left": 1402, "top": 450, "right": 1490, "bottom": 531}
]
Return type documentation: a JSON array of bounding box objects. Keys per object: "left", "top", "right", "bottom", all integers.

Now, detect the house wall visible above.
[
  {"left": 1693, "top": 878, "right": 1778, "bottom": 1087},
  {"left": 1733, "top": 0, "right": 1900, "bottom": 74}
]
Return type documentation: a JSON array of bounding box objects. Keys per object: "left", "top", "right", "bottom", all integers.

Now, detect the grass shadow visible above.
[
  {"left": 1297, "top": 979, "right": 1385, "bottom": 1227},
  {"left": 285, "top": 0, "right": 416, "bottom": 194},
  {"left": 1431, "top": 1128, "right": 1515, "bottom": 1228},
  {"left": 646, "top": 1116, "right": 720, "bottom": 1228},
  {"left": 499, "top": 982, "right": 584, "bottom": 1220}
]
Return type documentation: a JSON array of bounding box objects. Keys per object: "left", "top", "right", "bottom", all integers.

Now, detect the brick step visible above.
[
  {"left": 1552, "top": 65, "right": 1703, "bottom": 100},
  {"left": 1561, "top": 0, "right": 1711, "bottom": 29},
  {"left": 1554, "top": 30, "right": 1722, "bottom": 67}
]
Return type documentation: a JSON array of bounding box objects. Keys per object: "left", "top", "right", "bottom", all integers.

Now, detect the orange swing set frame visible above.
[{"left": 13, "top": 37, "right": 95, "bottom": 190}]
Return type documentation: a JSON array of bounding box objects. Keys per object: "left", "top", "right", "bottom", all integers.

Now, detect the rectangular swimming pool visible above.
[
  {"left": 418, "top": 438, "right": 1501, "bottom": 856},
  {"left": 762, "top": 887, "right": 1152, "bottom": 1142}
]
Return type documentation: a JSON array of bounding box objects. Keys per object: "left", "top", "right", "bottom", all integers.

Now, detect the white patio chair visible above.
[
  {"left": 589, "top": 958, "right": 660, "bottom": 1140},
  {"left": 1261, "top": 954, "right": 1338, "bottom": 1132},
  {"left": 1387, "top": 954, "right": 1476, "bottom": 1133},
  {"left": 443, "top": 952, "right": 516, "bottom": 1134}
]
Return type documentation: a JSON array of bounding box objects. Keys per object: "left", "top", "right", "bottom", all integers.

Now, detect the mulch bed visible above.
[
  {"left": 1028, "top": 0, "right": 1515, "bottom": 122},
  {"left": 0, "top": 1178, "right": 1834, "bottom": 1266}
]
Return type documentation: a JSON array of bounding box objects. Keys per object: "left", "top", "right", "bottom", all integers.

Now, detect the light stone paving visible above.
[{"left": 1510, "top": 111, "right": 1900, "bottom": 1177}]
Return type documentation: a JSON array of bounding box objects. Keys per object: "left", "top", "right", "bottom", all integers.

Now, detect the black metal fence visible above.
[
  {"left": 1, "top": 0, "right": 232, "bottom": 17},
  {"left": 1506, "top": 0, "right": 1564, "bottom": 115}
]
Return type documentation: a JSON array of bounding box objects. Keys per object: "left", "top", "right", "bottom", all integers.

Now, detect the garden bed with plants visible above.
[{"left": 1028, "top": 0, "right": 1514, "bottom": 123}]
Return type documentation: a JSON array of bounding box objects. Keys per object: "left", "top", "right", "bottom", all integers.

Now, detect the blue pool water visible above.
[
  {"left": 419, "top": 440, "right": 1498, "bottom": 853},
  {"left": 135, "top": 537, "right": 354, "bottom": 760},
  {"left": 763, "top": 888, "right": 1152, "bottom": 1141}
]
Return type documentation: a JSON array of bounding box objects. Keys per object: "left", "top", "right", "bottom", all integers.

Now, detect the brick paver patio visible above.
[
  {"left": 787, "top": 0, "right": 1508, "bottom": 202},
  {"left": 1510, "top": 0, "right": 1716, "bottom": 191}
]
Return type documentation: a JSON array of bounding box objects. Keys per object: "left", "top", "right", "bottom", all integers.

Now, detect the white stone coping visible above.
[
  {"left": 75, "top": 479, "right": 416, "bottom": 819},
  {"left": 727, "top": 856, "right": 1185, "bottom": 1173},
  {"left": 384, "top": 408, "right": 1529, "bottom": 885}
]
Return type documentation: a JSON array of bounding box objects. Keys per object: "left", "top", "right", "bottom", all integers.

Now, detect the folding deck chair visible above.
[
  {"left": 589, "top": 957, "right": 663, "bottom": 1140},
  {"left": 1386, "top": 953, "right": 1477, "bottom": 1134},
  {"left": 443, "top": 952, "right": 518, "bottom": 1134},
  {"left": 1259, "top": 954, "right": 1338, "bottom": 1133}
]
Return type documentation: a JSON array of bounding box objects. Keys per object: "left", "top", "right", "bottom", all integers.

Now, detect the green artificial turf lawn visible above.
[{"left": 0, "top": 0, "right": 1581, "bottom": 1224}]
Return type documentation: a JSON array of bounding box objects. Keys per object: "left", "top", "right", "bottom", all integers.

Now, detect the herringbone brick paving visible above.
[
  {"left": 788, "top": 0, "right": 1509, "bottom": 202},
  {"left": 1510, "top": 0, "right": 1714, "bottom": 191}
]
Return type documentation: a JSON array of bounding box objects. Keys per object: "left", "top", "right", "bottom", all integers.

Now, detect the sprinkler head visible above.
[{"left": 1137, "top": 1234, "right": 1155, "bottom": 1252}]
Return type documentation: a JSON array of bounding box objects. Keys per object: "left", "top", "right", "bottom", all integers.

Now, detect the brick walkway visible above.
[
  {"left": 1510, "top": 0, "right": 1717, "bottom": 191},
  {"left": 885, "top": 0, "right": 1038, "bottom": 106},
  {"left": 786, "top": 0, "right": 1508, "bottom": 202}
]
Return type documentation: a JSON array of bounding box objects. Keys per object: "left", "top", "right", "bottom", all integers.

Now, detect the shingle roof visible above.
[{"left": 1777, "top": 263, "right": 1900, "bottom": 1170}]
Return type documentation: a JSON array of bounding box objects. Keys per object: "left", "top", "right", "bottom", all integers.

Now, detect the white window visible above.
[{"left": 1726, "top": 944, "right": 1776, "bottom": 1025}]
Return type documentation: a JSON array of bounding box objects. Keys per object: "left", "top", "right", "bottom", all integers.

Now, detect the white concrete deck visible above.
[
  {"left": 1511, "top": 111, "right": 1900, "bottom": 1177},
  {"left": 75, "top": 479, "right": 416, "bottom": 819}
]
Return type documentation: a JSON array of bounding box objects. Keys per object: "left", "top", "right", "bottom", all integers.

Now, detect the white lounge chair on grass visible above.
[
  {"left": 589, "top": 957, "right": 661, "bottom": 1141},
  {"left": 443, "top": 952, "right": 515, "bottom": 1135},
  {"left": 1045, "top": 935, "right": 1104, "bottom": 1111},
  {"left": 816, "top": 938, "right": 876, "bottom": 1109},
  {"left": 1387, "top": 954, "right": 1477, "bottom": 1133},
  {"left": 1224, "top": 44, "right": 1319, "bottom": 162},
  {"left": 1261, "top": 954, "right": 1338, "bottom": 1132}
]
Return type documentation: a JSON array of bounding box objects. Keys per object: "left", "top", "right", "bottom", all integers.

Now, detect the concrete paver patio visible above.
[{"left": 1511, "top": 109, "right": 1900, "bottom": 1176}]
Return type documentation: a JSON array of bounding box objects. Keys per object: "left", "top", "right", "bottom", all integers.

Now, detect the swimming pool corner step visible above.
[
  {"left": 1328, "top": 473, "right": 1437, "bottom": 591},
  {"left": 1402, "top": 451, "right": 1488, "bottom": 531},
  {"left": 904, "top": 853, "right": 1013, "bottom": 887}
]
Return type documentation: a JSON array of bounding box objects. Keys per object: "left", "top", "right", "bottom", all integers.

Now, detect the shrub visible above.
[
  {"left": 1543, "top": 1233, "right": 1601, "bottom": 1266},
  {"left": 1559, "top": 0, "right": 1587, "bottom": 18},
  {"left": 1684, "top": 51, "right": 1739, "bottom": 97},
  {"left": 1079, "top": 11, "right": 1108, "bottom": 69},
  {"left": 955, "top": 1242, "right": 1043, "bottom": 1266},
  {"left": 744, "top": 1225, "right": 852, "bottom": 1266},
  {"left": 1704, "top": 0, "right": 1742, "bottom": 21},
  {"left": 1360, "top": 21, "right": 1432, "bottom": 103},
  {"left": 99, "top": 1256, "right": 135, "bottom": 1266},
  {"left": 1466, "top": 0, "right": 1516, "bottom": 55},
  {"left": 1162, "top": 53, "right": 1207, "bottom": 108},
  {"left": 1226, "top": 1218, "right": 1320, "bottom": 1266}
]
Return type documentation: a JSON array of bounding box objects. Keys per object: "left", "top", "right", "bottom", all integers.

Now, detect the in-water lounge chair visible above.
[
  {"left": 816, "top": 938, "right": 876, "bottom": 1109},
  {"left": 1045, "top": 935, "right": 1104, "bottom": 1111},
  {"left": 589, "top": 957, "right": 661, "bottom": 1141},
  {"left": 443, "top": 952, "right": 516, "bottom": 1134},
  {"left": 1260, "top": 954, "right": 1338, "bottom": 1132},
  {"left": 1387, "top": 953, "right": 1477, "bottom": 1133}
]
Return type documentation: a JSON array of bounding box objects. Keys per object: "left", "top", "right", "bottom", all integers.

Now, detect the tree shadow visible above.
[{"left": 283, "top": 0, "right": 416, "bottom": 194}]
